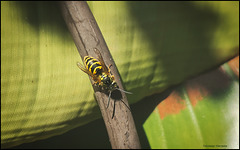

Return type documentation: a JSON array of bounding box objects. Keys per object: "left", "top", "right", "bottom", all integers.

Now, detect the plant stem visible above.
[{"left": 60, "top": 1, "right": 141, "bottom": 149}]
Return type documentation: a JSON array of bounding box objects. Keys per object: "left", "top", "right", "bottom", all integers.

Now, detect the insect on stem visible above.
[{"left": 77, "top": 48, "right": 132, "bottom": 118}]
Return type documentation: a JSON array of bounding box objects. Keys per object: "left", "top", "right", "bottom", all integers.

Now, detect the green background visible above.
[{"left": 1, "top": 1, "right": 239, "bottom": 148}]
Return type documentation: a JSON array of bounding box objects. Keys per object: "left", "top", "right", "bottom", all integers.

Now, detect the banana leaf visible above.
[{"left": 143, "top": 56, "right": 239, "bottom": 148}]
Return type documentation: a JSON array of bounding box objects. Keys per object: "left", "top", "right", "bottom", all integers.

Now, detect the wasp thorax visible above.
[{"left": 101, "top": 74, "right": 111, "bottom": 85}]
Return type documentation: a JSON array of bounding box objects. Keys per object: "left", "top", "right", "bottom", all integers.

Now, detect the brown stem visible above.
[{"left": 60, "top": 1, "right": 141, "bottom": 149}]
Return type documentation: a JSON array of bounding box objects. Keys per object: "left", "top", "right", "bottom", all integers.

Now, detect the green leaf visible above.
[
  {"left": 1, "top": 1, "right": 238, "bottom": 148},
  {"left": 143, "top": 59, "right": 239, "bottom": 148},
  {"left": 1, "top": 1, "right": 99, "bottom": 148},
  {"left": 88, "top": 1, "right": 239, "bottom": 103}
]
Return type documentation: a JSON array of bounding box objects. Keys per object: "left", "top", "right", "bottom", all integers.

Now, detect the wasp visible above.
[{"left": 77, "top": 48, "right": 132, "bottom": 118}]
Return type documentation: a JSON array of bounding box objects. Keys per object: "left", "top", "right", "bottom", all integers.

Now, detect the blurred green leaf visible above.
[
  {"left": 143, "top": 58, "right": 239, "bottom": 148},
  {"left": 1, "top": 1, "right": 238, "bottom": 148}
]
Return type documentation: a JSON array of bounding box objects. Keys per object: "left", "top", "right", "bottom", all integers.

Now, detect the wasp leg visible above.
[
  {"left": 112, "top": 99, "right": 116, "bottom": 119},
  {"left": 111, "top": 75, "right": 115, "bottom": 80},
  {"left": 107, "top": 91, "right": 112, "bottom": 109},
  {"left": 92, "top": 81, "right": 98, "bottom": 86},
  {"left": 108, "top": 65, "right": 115, "bottom": 80},
  {"left": 108, "top": 64, "right": 112, "bottom": 73}
]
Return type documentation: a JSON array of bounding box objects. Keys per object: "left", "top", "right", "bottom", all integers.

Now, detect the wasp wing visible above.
[
  {"left": 94, "top": 48, "right": 109, "bottom": 73},
  {"left": 76, "top": 61, "right": 95, "bottom": 77}
]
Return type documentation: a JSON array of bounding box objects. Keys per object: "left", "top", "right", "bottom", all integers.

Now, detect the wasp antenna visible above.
[
  {"left": 107, "top": 91, "right": 112, "bottom": 109},
  {"left": 117, "top": 88, "right": 133, "bottom": 94},
  {"left": 120, "top": 99, "right": 131, "bottom": 111}
]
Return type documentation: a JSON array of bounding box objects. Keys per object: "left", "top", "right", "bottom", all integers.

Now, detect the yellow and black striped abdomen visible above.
[{"left": 84, "top": 56, "right": 102, "bottom": 75}]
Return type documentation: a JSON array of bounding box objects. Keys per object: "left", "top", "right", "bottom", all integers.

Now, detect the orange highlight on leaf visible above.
[
  {"left": 157, "top": 91, "right": 186, "bottom": 120},
  {"left": 228, "top": 56, "right": 239, "bottom": 78}
]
